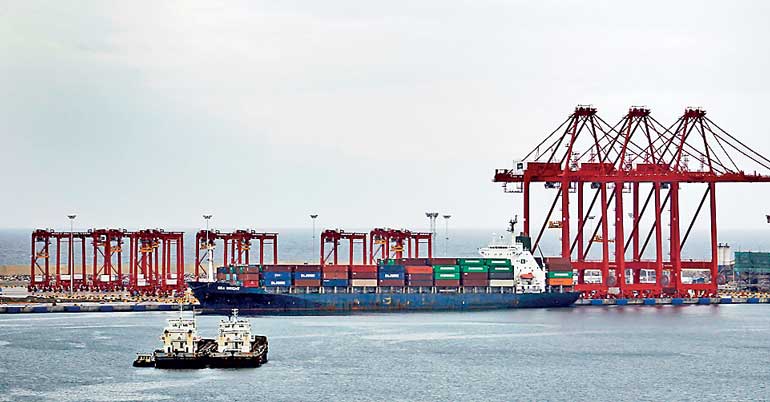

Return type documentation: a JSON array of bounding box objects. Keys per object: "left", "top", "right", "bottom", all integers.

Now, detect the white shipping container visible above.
[
  {"left": 60, "top": 274, "right": 71, "bottom": 280},
  {"left": 137, "top": 274, "right": 145, "bottom": 279},
  {"left": 137, "top": 280, "right": 147, "bottom": 287},
  {"left": 74, "top": 274, "right": 83, "bottom": 280},
  {"left": 166, "top": 279, "right": 177, "bottom": 285},
  {"left": 489, "top": 279, "right": 516, "bottom": 287},
  {"left": 351, "top": 279, "right": 378, "bottom": 287},
  {"left": 34, "top": 275, "right": 44, "bottom": 282},
  {"left": 99, "top": 275, "right": 116, "bottom": 282}
]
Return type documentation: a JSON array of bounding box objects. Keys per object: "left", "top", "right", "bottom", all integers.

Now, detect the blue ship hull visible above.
[{"left": 189, "top": 281, "right": 580, "bottom": 315}]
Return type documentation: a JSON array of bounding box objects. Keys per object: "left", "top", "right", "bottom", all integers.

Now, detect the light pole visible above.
[
  {"left": 442, "top": 214, "right": 451, "bottom": 256},
  {"left": 310, "top": 214, "right": 318, "bottom": 261},
  {"left": 67, "top": 214, "right": 76, "bottom": 295},
  {"left": 203, "top": 214, "right": 213, "bottom": 282},
  {"left": 425, "top": 212, "right": 438, "bottom": 238}
]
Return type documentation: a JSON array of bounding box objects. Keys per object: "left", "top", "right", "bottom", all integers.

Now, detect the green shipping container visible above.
[
  {"left": 547, "top": 271, "right": 574, "bottom": 279},
  {"left": 461, "top": 265, "right": 490, "bottom": 273},
  {"left": 433, "top": 265, "right": 460, "bottom": 273},
  {"left": 456, "top": 258, "right": 485, "bottom": 267},
  {"left": 488, "top": 266, "right": 514, "bottom": 273},
  {"left": 484, "top": 258, "right": 512, "bottom": 267},
  {"left": 434, "top": 272, "right": 461, "bottom": 280}
]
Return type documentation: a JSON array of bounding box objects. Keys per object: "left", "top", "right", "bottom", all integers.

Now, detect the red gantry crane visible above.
[{"left": 494, "top": 105, "right": 770, "bottom": 298}]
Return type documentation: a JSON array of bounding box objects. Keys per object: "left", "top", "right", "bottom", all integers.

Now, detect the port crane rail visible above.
[{"left": 494, "top": 105, "right": 770, "bottom": 298}]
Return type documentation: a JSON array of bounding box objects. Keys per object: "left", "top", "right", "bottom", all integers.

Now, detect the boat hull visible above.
[{"left": 189, "top": 281, "right": 580, "bottom": 315}]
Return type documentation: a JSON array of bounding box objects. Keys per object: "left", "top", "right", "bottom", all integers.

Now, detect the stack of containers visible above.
[
  {"left": 546, "top": 258, "right": 574, "bottom": 286},
  {"left": 241, "top": 265, "right": 261, "bottom": 288},
  {"left": 458, "top": 258, "right": 490, "bottom": 287},
  {"left": 262, "top": 264, "right": 292, "bottom": 287},
  {"left": 433, "top": 264, "right": 460, "bottom": 287},
  {"left": 293, "top": 264, "right": 322, "bottom": 287},
  {"left": 322, "top": 265, "right": 349, "bottom": 287},
  {"left": 222, "top": 265, "right": 246, "bottom": 286},
  {"left": 405, "top": 265, "right": 433, "bottom": 287},
  {"left": 378, "top": 264, "right": 405, "bottom": 286},
  {"left": 215, "top": 267, "right": 228, "bottom": 282},
  {"left": 486, "top": 258, "right": 515, "bottom": 287},
  {"left": 350, "top": 265, "right": 378, "bottom": 287}
]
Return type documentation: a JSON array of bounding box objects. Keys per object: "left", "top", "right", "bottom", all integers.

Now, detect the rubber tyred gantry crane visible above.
[
  {"left": 494, "top": 105, "right": 770, "bottom": 298},
  {"left": 128, "top": 229, "right": 184, "bottom": 293}
]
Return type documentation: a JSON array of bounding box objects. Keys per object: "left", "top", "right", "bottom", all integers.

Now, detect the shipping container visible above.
[
  {"left": 406, "top": 280, "right": 434, "bottom": 287},
  {"left": 434, "top": 272, "right": 461, "bottom": 280},
  {"left": 432, "top": 265, "right": 460, "bottom": 273},
  {"left": 406, "top": 273, "right": 433, "bottom": 281},
  {"left": 294, "top": 265, "right": 322, "bottom": 273},
  {"left": 378, "top": 265, "right": 406, "bottom": 273},
  {"left": 461, "top": 265, "right": 490, "bottom": 273},
  {"left": 262, "top": 265, "right": 293, "bottom": 273},
  {"left": 351, "top": 271, "right": 377, "bottom": 279},
  {"left": 547, "top": 277, "right": 574, "bottom": 286},
  {"left": 323, "top": 265, "right": 349, "bottom": 273},
  {"left": 351, "top": 279, "right": 378, "bottom": 287},
  {"left": 294, "top": 272, "right": 321, "bottom": 280},
  {"left": 243, "top": 280, "right": 260, "bottom": 288},
  {"left": 322, "top": 279, "right": 348, "bottom": 287},
  {"left": 489, "top": 272, "right": 515, "bottom": 280},
  {"left": 429, "top": 258, "right": 457, "bottom": 265},
  {"left": 484, "top": 258, "right": 512, "bottom": 267},
  {"left": 322, "top": 271, "right": 348, "bottom": 280},
  {"left": 457, "top": 258, "right": 485, "bottom": 267},
  {"left": 462, "top": 280, "right": 490, "bottom": 287},
  {"left": 350, "top": 265, "right": 377, "bottom": 273},
  {"left": 264, "top": 279, "right": 290, "bottom": 287},
  {"left": 545, "top": 257, "right": 572, "bottom": 272},
  {"left": 462, "top": 272, "right": 488, "bottom": 280},
  {"left": 405, "top": 266, "right": 433, "bottom": 274},
  {"left": 489, "top": 279, "right": 516, "bottom": 287},
  {"left": 488, "top": 266, "right": 514, "bottom": 273},
  {"left": 547, "top": 271, "right": 574, "bottom": 279},
  {"left": 262, "top": 272, "right": 291, "bottom": 280},
  {"left": 378, "top": 279, "right": 405, "bottom": 286},
  {"left": 434, "top": 279, "right": 460, "bottom": 287},
  {"left": 379, "top": 272, "right": 405, "bottom": 280},
  {"left": 294, "top": 279, "right": 321, "bottom": 287},
  {"left": 397, "top": 258, "right": 431, "bottom": 266},
  {"left": 240, "top": 273, "right": 260, "bottom": 281}
]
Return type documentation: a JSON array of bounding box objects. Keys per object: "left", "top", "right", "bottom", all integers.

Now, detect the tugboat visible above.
[{"left": 133, "top": 308, "right": 268, "bottom": 369}]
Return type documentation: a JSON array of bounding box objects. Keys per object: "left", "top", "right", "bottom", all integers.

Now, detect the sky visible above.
[{"left": 2, "top": 0, "right": 770, "bottom": 234}]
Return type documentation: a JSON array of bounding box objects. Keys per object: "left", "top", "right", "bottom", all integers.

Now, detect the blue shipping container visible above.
[
  {"left": 294, "top": 271, "right": 321, "bottom": 280},
  {"left": 265, "top": 279, "right": 290, "bottom": 287},
  {"left": 379, "top": 272, "right": 405, "bottom": 280},
  {"left": 378, "top": 265, "right": 405, "bottom": 273},
  {"left": 263, "top": 272, "right": 291, "bottom": 280},
  {"left": 322, "top": 279, "right": 348, "bottom": 287}
]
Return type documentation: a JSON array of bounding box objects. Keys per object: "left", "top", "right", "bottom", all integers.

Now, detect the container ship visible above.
[{"left": 189, "top": 235, "right": 580, "bottom": 314}]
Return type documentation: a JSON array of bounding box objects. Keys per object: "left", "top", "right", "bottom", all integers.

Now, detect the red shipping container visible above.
[
  {"left": 407, "top": 273, "right": 433, "bottom": 281},
  {"left": 405, "top": 266, "right": 433, "bottom": 274},
  {"left": 323, "top": 265, "right": 349, "bottom": 273},
  {"left": 378, "top": 280, "right": 405, "bottom": 286},
  {"left": 434, "top": 279, "right": 460, "bottom": 287},
  {"left": 429, "top": 258, "right": 458, "bottom": 265},
  {"left": 294, "top": 279, "right": 321, "bottom": 287},
  {"left": 351, "top": 271, "right": 377, "bottom": 279},
  {"left": 406, "top": 280, "right": 434, "bottom": 287},
  {"left": 241, "top": 273, "right": 260, "bottom": 281},
  {"left": 322, "top": 271, "right": 348, "bottom": 280},
  {"left": 462, "top": 280, "right": 490, "bottom": 287},
  {"left": 243, "top": 280, "right": 261, "bottom": 288},
  {"left": 262, "top": 265, "right": 293, "bottom": 272},
  {"left": 398, "top": 258, "right": 430, "bottom": 266},
  {"left": 350, "top": 265, "right": 377, "bottom": 273},
  {"left": 462, "top": 272, "right": 488, "bottom": 280},
  {"left": 295, "top": 264, "right": 322, "bottom": 271}
]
